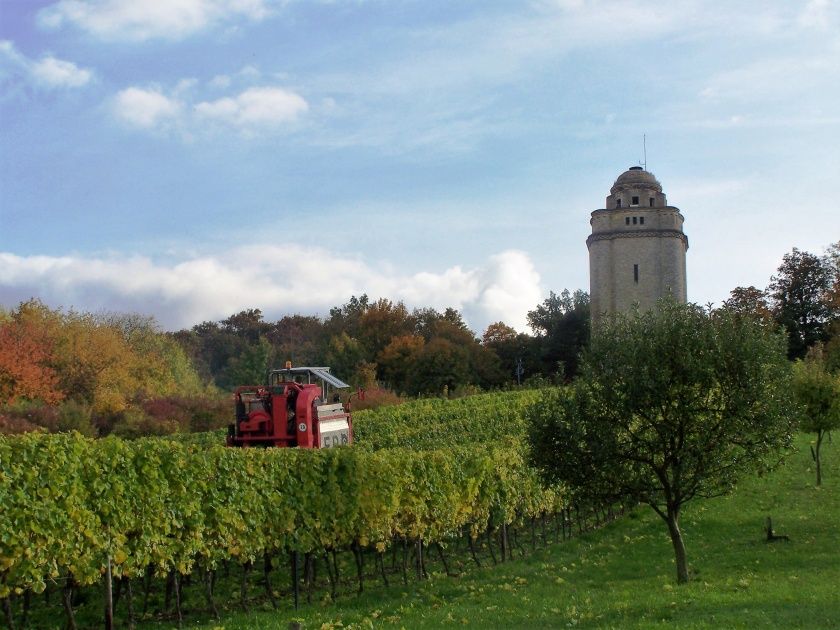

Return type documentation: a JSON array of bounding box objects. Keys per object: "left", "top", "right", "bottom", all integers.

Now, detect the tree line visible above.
[
  {"left": 171, "top": 290, "right": 591, "bottom": 398},
  {"left": 1, "top": 240, "right": 836, "bottom": 437}
]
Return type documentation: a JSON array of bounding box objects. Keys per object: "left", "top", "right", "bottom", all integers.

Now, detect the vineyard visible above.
[{"left": 0, "top": 389, "right": 606, "bottom": 628}]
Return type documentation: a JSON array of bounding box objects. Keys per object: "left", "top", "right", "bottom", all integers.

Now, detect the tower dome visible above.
[
  {"left": 611, "top": 166, "right": 662, "bottom": 193},
  {"left": 587, "top": 166, "right": 688, "bottom": 324}
]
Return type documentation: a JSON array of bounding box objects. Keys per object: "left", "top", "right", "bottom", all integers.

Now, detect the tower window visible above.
[
  {"left": 631, "top": 196, "right": 639, "bottom": 205},
  {"left": 616, "top": 199, "right": 622, "bottom": 208},
  {"left": 625, "top": 217, "right": 630, "bottom": 225},
  {"left": 649, "top": 198, "right": 655, "bottom": 207},
  {"left": 632, "top": 216, "right": 638, "bottom": 225},
  {"left": 634, "top": 264, "right": 639, "bottom": 284},
  {"left": 640, "top": 216, "right": 645, "bottom": 225}
]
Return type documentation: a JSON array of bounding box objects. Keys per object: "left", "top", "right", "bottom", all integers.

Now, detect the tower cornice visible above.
[{"left": 586, "top": 229, "right": 689, "bottom": 250}]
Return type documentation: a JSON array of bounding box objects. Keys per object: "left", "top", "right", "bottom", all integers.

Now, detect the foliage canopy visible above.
[{"left": 527, "top": 299, "right": 797, "bottom": 582}]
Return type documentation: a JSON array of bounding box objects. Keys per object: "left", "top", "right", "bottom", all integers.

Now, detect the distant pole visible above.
[{"left": 643, "top": 134, "right": 647, "bottom": 171}]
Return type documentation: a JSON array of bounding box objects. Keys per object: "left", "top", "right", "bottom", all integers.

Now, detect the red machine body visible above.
[{"left": 226, "top": 366, "right": 353, "bottom": 449}]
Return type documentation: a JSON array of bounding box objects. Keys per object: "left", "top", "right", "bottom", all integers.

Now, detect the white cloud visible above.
[
  {"left": 38, "top": 0, "right": 273, "bottom": 42},
  {"left": 195, "top": 87, "right": 308, "bottom": 129},
  {"left": 0, "top": 247, "right": 542, "bottom": 334},
  {"left": 0, "top": 40, "right": 93, "bottom": 89},
  {"left": 111, "top": 81, "right": 309, "bottom": 136},
  {"left": 113, "top": 87, "right": 182, "bottom": 128}
]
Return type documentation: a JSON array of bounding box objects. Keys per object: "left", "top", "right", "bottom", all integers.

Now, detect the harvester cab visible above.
[{"left": 226, "top": 365, "right": 353, "bottom": 448}]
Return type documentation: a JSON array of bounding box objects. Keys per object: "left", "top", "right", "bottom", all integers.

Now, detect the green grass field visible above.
[{"left": 139, "top": 432, "right": 836, "bottom": 630}]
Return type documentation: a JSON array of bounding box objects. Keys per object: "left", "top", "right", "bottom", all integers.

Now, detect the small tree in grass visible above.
[
  {"left": 791, "top": 348, "right": 840, "bottom": 485},
  {"left": 526, "top": 300, "right": 797, "bottom": 583}
]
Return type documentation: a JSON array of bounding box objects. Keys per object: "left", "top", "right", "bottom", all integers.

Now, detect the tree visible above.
[
  {"left": 768, "top": 248, "right": 833, "bottom": 359},
  {"left": 527, "top": 289, "right": 590, "bottom": 379},
  {"left": 358, "top": 298, "right": 414, "bottom": 359},
  {"left": 267, "top": 314, "right": 326, "bottom": 367},
  {"left": 0, "top": 317, "right": 64, "bottom": 405},
  {"left": 324, "top": 332, "right": 368, "bottom": 387},
  {"left": 526, "top": 300, "right": 796, "bottom": 583},
  {"left": 223, "top": 337, "right": 273, "bottom": 388},
  {"left": 406, "top": 338, "right": 471, "bottom": 396},
  {"left": 720, "top": 286, "right": 774, "bottom": 326},
  {"left": 377, "top": 334, "right": 425, "bottom": 393},
  {"left": 791, "top": 348, "right": 840, "bottom": 485}
]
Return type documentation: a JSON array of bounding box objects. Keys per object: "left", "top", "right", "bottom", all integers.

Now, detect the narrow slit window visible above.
[
  {"left": 632, "top": 216, "right": 638, "bottom": 225},
  {"left": 649, "top": 198, "right": 655, "bottom": 207},
  {"left": 640, "top": 216, "right": 645, "bottom": 225},
  {"left": 634, "top": 264, "right": 639, "bottom": 284}
]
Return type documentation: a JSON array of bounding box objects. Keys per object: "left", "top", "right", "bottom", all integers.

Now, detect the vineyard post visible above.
[
  {"left": 290, "top": 552, "right": 299, "bottom": 610},
  {"left": 104, "top": 555, "right": 113, "bottom": 630}
]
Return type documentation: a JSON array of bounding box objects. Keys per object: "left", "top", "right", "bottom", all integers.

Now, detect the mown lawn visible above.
[{"left": 157, "top": 432, "right": 837, "bottom": 630}]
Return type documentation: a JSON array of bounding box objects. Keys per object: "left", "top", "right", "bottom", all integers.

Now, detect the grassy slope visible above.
[{"left": 167, "top": 433, "right": 839, "bottom": 630}]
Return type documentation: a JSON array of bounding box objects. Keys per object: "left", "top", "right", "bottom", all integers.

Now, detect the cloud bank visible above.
[{"left": 0, "top": 248, "right": 542, "bottom": 334}]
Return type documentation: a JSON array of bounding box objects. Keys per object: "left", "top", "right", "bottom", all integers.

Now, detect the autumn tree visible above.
[
  {"left": 527, "top": 300, "right": 796, "bottom": 584},
  {"left": 0, "top": 315, "right": 63, "bottom": 405},
  {"left": 720, "top": 286, "right": 774, "bottom": 325},
  {"left": 357, "top": 298, "right": 415, "bottom": 359},
  {"left": 377, "top": 334, "right": 425, "bottom": 393}
]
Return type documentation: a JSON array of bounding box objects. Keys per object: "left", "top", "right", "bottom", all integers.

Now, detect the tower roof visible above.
[{"left": 610, "top": 166, "right": 662, "bottom": 193}]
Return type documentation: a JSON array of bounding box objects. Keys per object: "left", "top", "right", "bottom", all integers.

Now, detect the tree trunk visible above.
[
  {"left": 664, "top": 507, "right": 689, "bottom": 584},
  {"left": 816, "top": 430, "right": 824, "bottom": 486},
  {"left": 2, "top": 596, "right": 13, "bottom": 630}
]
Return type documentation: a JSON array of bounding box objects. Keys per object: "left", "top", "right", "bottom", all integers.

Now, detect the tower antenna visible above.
[{"left": 641, "top": 134, "right": 647, "bottom": 171}]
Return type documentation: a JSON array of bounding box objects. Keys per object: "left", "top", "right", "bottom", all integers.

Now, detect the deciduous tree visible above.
[
  {"left": 768, "top": 248, "right": 833, "bottom": 359},
  {"left": 791, "top": 347, "right": 840, "bottom": 485},
  {"left": 527, "top": 289, "right": 590, "bottom": 379},
  {"left": 526, "top": 300, "right": 796, "bottom": 583}
]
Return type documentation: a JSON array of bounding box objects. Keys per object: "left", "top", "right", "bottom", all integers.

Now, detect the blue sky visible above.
[{"left": 1, "top": 0, "right": 838, "bottom": 332}]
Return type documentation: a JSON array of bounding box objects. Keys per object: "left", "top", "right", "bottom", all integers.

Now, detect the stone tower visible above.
[{"left": 587, "top": 166, "right": 688, "bottom": 324}]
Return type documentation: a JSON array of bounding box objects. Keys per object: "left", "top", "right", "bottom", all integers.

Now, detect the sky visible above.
[{"left": 1, "top": 0, "right": 839, "bottom": 334}]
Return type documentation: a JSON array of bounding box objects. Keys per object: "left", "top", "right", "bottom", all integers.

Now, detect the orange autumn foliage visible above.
[{"left": 0, "top": 318, "right": 64, "bottom": 405}]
